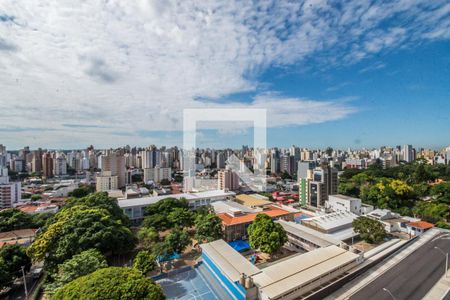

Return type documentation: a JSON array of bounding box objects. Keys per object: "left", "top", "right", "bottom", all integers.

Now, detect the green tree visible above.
[
  {"left": 0, "top": 244, "right": 31, "bottom": 277},
  {"left": 31, "top": 194, "right": 42, "bottom": 201},
  {"left": 247, "top": 214, "right": 287, "bottom": 254},
  {"left": 142, "top": 214, "right": 171, "bottom": 231},
  {"left": 65, "top": 192, "right": 128, "bottom": 224},
  {"left": 32, "top": 212, "right": 55, "bottom": 228},
  {"left": 0, "top": 209, "right": 35, "bottom": 232},
  {"left": 137, "top": 227, "right": 160, "bottom": 249},
  {"left": 352, "top": 217, "right": 387, "bottom": 244},
  {"left": 167, "top": 208, "right": 195, "bottom": 228},
  {"left": 47, "top": 249, "right": 108, "bottom": 294},
  {"left": 165, "top": 227, "right": 191, "bottom": 253},
  {"left": 412, "top": 201, "right": 449, "bottom": 223},
  {"left": 133, "top": 251, "right": 157, "bottom": 275},
  {"left": 52, "top": 267, "right": 165, "bottom": 300},
  {"left": 431, "top": 182, "right": 450, "bottom": 204},
  {"left": 194, "top": 213, "right": 223, "bottom": 243},
  {"left": 68, "top": 185, "right": 94, "bottom": 198},
  {"left": 0, "top": 259, "right": 13, "bottom": 291},
  {"left": 27, "top": 205, "right": 135, "bottom": 273},
  {"left": 152, "top": 242, "right": 173, "bottom": 264}
]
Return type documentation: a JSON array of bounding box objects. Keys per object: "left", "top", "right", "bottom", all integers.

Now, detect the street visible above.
[{"left": 350, "top": 232, "right": 450, "bottom": 300}]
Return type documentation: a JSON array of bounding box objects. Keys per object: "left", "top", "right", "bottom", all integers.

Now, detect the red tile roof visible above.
[
  {"left": 217, "top": 205, "right": 292, "bottom": 226},
  {"left": 408, "top": 221, "right": 434, "bottom": 229}
]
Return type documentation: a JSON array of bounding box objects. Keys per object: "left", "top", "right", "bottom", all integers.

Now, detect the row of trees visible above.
[
  {"left": 339, "top": 160, "right": 450, "bottom": 226},
  {"left": 0, "top": 209, "right": 53, "bottom": 232}
]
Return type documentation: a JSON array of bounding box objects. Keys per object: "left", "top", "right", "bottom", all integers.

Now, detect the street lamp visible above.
[
  {"left": 382, "top": 287, "right": 396, "bottom": 300},
  {"left": 434, "top": 246, "right": 448, "bottom": 278},
  {"left": 21, "top": 266, "right": 28, "bottom": 298}
]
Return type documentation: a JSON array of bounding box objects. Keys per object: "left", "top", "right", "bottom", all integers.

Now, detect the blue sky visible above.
[{"left": 0, "top": 1, "right": 449, "bottom": 150}]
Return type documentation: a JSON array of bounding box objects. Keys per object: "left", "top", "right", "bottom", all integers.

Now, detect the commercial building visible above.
[
  {"left": 143, "top": 166, "right": 171, "bottom": 184},
  {"left": 118, "top": 190, "right": 235, "bottom": 223},
  {"left": 200, "top": 239, "right": 362, "bottom": 300},
  {"left": 326, "top": 194, "right": 373, "bottom": 215},
  {"left": 301, "top": 211, "right": 358, "bottom": 241}
]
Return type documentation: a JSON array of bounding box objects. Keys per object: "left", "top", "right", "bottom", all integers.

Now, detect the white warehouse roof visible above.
[{"left": 118, "top": 190, "right": 235, "bottom": 209}]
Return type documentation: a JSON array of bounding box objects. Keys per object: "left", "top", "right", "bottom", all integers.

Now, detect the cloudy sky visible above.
[{"left": 0, "top": 0, "right": 449, "bottom": 149}]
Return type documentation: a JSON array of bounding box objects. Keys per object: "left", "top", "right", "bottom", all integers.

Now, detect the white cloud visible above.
[{"left": 0, "top": 0, "right": 449, "bottom": 147}]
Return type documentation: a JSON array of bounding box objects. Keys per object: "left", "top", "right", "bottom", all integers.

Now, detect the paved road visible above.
[{"left": 350, "top": 233, "right": 450, "bottom": 300}]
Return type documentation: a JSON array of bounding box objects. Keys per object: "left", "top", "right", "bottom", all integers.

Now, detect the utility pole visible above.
[{"left": 21, "top": 266, "right": 28, "bottom": 298}]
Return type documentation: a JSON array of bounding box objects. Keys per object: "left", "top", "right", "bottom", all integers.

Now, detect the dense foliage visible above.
[
  {"left": 165, "top": 227, "right": 191, "bottom": 253},
  {"left": 27, "top": 194, "right": 135, "bottom": 272},
  {"left": 143, "top": 198, "right": 191, "bottom": 231},
  {"left": 352, "top": 217, "right": 387, "bottom": 244},
  {"left": 137, "top": 227, "right": 160, "bottom": 249},
  {"left": 46, "top": 249, "right": 108, "bottom": 294},
  {"left": 339, "top": 160, "right": 450, "bottom": 226},
  {"left": 52, "top": 267, "right": 165, "bottom": 300},
  {"left": 194, "top": 213, "right": 223, "bottom": 243},
  {"left": 0, "top": 209, "right": 55, "bottom": 233},
  {"left": 67, "top": 185, "right": 95, "bottom": 198},
  {"left": 133, "top": 250, "right": 157, "bottom": 275},
  {"left": 247, "top": 214, "right": 287, "bottom": 254},
  {"left": 0, "top": 245, "right": 31, "bottom": 290}
]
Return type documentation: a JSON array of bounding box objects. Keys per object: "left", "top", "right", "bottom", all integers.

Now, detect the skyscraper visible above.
[{"left": 0, "top": 167, "right": 21, "bottom": 209}]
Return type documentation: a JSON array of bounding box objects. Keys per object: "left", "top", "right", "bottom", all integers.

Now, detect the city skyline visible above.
[{"left": 1, "top": 1, "right": 449, "bottom": 149}]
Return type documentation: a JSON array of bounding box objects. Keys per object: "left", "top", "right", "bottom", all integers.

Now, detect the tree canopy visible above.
[
  {"left": 133, "top": 251, "right": 157, "bottom": 275},
  {"left": 27, "top": 205, "right": 135, "bottom": 272},
  {"left": 142, "top": 198, "right": 190, "bottom": 231},
  {"left": 352, "top": 217, "right": 387, "bottom": 244},
  {"left": 194, "top": 213, "right": 223, "bottom": 243},
  {"left": 0, "top": 245, "right": 31, "bottom": 290},
  {"left": 0, "top": 209, "right": 35, "bottom": 232},
  {"left": 46, "top": 249, "right": 108, "bottom": 294},
  {"left": 51, "top": 267, "right": 165, "bottom": 300},
  {"left": 165, "top": 227, "right": 191, "bottom": 253},
  {"left": 247, "top": 214, "right": 287, "bottom": 254},
  {"left": 137, "top": 227, "right": 160, "bottom": 250}
]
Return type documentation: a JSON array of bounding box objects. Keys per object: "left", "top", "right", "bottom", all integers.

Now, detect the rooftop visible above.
[
  {"left": 277, "top": 219, "right": 340, "bottom": 247},
  {"left": 252, "top": 245, "right": 360, "bottom": 299},
  {"left": 0, "top": 229, "right": 38, "bottom": 241},
  {"left": 235, "top": 194, "right": 272, "bottom": 207},
  {"left": 302, "top": 211, "right": 358, "bottom": 232},
  {"left": 408, "top": 221, "right": 434, "bottom": 229},
  {"left": 217, "top": 205, "right": 292, "bottom": 226},
  {"left": 329, "top": 194, "right": 361, "bottom": 201},
  {"left": 200, "top": 239, "right": 260, "bottom": 282},
  {"left": 118, "top": 190, "right": 236, "bottom": 209}
]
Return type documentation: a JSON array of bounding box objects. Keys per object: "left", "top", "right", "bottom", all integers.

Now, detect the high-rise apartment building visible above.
[
  {"left": 402, "top": 145, "right": 415, "bottom": 163},
  {"left": 100, "top": 151, "right": 126, "bottom": 188},
  {"left": 42, "top": 152, "right": 54, "bottom": 178},
  {"left": 54, "top": 154, "right": 67, "bottom": 176},
  {"left": 218, "top": 168, "right": 239, "bottom": 191},
  {"left": 0, "top": 167, "right": 21, "bottom": 209},
  {"left": 143, "top": 167, "right": 172, "bottom": 184},
  {"left": 308, "top": 165, "right": 338, "bottom": 208},
  {"left": 96, "top": 171, "right": 118, "bottom": 192},
  {"left": 297, "top": 161, "right": 315, "bottom": 206}
]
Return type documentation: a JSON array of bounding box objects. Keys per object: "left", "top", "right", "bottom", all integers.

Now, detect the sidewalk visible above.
[
  {"left": 326, "top": 228, "right": 440, "bottom": 300},
  {"left": 422, "top": 274, "right": 450, "bottom": 300}
]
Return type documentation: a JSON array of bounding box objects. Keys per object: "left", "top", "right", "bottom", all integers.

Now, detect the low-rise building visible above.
[
  {"left": 118, "top": 190, "right": 236, "bottom": 223},
  {"left": 0, "top": 229, "right": 38, "bottom": 248},
  {"left": 200, "top": 239, "right": 363, "bottom": 300},
  {"left": 217, "top": 205, "right": 294, "bottom": 241}
]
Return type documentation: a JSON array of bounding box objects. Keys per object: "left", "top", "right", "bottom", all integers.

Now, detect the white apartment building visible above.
[
  {"left": 218, "top": 168, "right": 239, "bottom": 191},
  {"left": 96, "top": 171, "right": 119, "bottom": 192},
  {"left": 143, "top": 167, "right": 171, "bottom": 184},
  {"left": 0, "top": 167, "right": 21, "bottom": 209}
]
